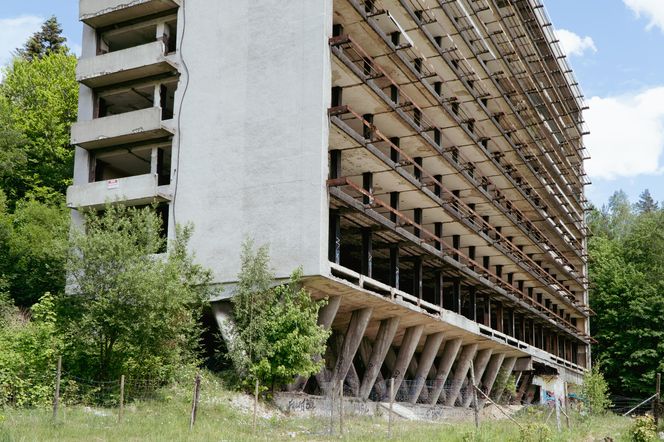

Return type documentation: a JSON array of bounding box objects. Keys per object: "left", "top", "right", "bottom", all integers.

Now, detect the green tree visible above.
[
  {"left": 17, "top": 16, "right": 67, "bottom": 61},
  {"left": 0, "top": 293, "right": 62, "bottom": 407},
  {"left": 228, "top": 240, "right": 330, "bottom": 390},
  {"left": 0, "top": 50, "right": 77, "bottom": 204},
  {"left": 60, "top": 205, "right": 213, "bottom": 382},
  {"left": 580, "top": 361, "right": 612, "bottom": 414},
  {"left": 634, "top": 189, "right": 658, "bottom": 214},
  {"left": 0, "top": 190, "right": 68, "bottom": 307},
  {"left": 588, "top": 190, "right": 664, "bottom": 396}
]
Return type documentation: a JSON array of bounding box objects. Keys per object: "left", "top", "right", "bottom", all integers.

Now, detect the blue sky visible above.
[{"left": 1, "top": 0, "right": 663, "bottom": 208}]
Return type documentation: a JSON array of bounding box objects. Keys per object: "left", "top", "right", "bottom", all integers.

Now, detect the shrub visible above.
[
  {"left": 581, "top": 361, "right": 612, "bottom": 414},
  {"left": 519, "top": 422, "right": 552, "bottom": 442},
  {"left": 227, "top": 240, "right": 330, "bottom": 390},
  {"left": 60, "top": 205, "right": 213, "bottom": 386},
  {"left": 0, "top": 293, "right": 62, "bottom": 407},
  {"left": 630, "top": 415, "right": 657, "bottom": 442}
]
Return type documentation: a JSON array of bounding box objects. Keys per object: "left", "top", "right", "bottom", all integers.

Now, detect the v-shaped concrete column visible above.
[
  {"left": 389, "top": 325, "right": 424, "bottom": 401},
  {"left": 358, "top": 317, "right": 400, "bottom": 399},
  {"left": 478, "top": 353, "right": 506, "bottom": 407},
  {"left": 428, "top": 338, "right": 462, "bottom": 404},
  {"left": 444, "top": 343, "right": 478, "bottom": 406},
  {"left": 491, "top": 356, "right": 517, "bottom": 402},
  {"left": 408, "top": 332, "right": 445, "bottom": 403},
  {"left": 329, "top": 307, "right": 373, "bottom": 394},
  {"left": 291, "top": 295, "right": 341, "bottom": 392},
  {"left": 462, "top": 348, "right": 492, "bottom": 407}
]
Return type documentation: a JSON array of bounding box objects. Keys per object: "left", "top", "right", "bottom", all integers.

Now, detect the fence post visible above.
[
  {"left": 655, "top": 373, "right": 661, "bottom": 427},
  {"left": 52, "top": 356, "right": 62, "bottom": 421},
  {"left": 555, "top": 397, "right": 562, "bottom": 432},
  {"left": 329, "top": 383, "right": 334, "bottom": 436},
  {"left": 189, "top": 372, "right": 201, "bottom": 430},
  {"left": 563, "top": 382, "right": 571, "bottom": 429},
  {"left": 339, "top": 380, "right": 344, "bottom": 436},
  {"left": 118, "top": 374, "right": 125, "bottom": 423},
  {"left": 470, "top": 360, "right": 479, "bottom": 430},
  {"left": 388, "top": 378, "right": 394, "bottom": 439},
  {"left": 253, "top": 379, "right": 259, "bottom": 434}
]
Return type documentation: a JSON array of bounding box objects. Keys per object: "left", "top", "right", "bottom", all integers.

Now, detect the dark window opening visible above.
[
  {"left": 96, "top": 80, "right": 177, "bottom": 119},
  {"left": 98, "top": 15, "right": 178, "bottom": 55}
]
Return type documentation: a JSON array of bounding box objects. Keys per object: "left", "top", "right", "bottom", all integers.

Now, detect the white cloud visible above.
[
  {"left": 623, "top": 0, "right": 664, "bottom": 32},
  {"left": 0, "top": 15, "right": 44, "bottom": 67},
  {"left": 585, "top": 87, "right": 664, "bottom": 180},
  {"left": 555, "top": 29, "right": 597, "bottom": 57}
]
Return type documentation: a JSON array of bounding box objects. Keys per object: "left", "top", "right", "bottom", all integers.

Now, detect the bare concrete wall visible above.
[{"left": 171, "top": 0, "right": 332, "bottom": 283}]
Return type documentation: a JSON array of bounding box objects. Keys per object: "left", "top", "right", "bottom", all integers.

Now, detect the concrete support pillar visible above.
[
  {"left": 413, "top": 256, "right": 423, "bottom": 301},
  {"left": 478, "top": 353, "right": 506, "bottom": 407},
  {"left": 389, "top": 137, "right": 400, "bottom": 163},
  {"left": 468, "top": 286, "right": 477, "bottom": 321},
  {"left": 390, "top": 325, "right": 424, "bottom": 401},
  {"left": 328, "top": 210, "right": 341, "bottom": 264},
  {"left": 444, "top": 343, "right": 478, "bottom": 406},
  {"left": 408, "top": 332, "right": 445, "bottom": 403},
  {"left": 515, "top": 373, "right": 532, "bottom": 403},
  {"left": 389, "top": 245, "right": 399, "bottom": 289},
  {"left": 434, "top": 222, "right": 443, "bottom": 250},
  {"left": 434, "top": 270, "right": 444, "bottom": 312},
  {"left": 308, "top": 296, "right": 343, "bottom": 391},
  {"left": 361, "top": 227, "right": 372, "bottom": 277},
  {"left": 359, "top": 317, "right": 400, "bottom": 400},
  {"left": 390, "top": 191, "right": 399, "bottom": 223},
  {"left": 453, "top": 280, "right": 461, "bottom": 314},
  {"left": 346, "top": 362, "right": 360, "bottom": 396},
  {"left": 482, "top": 294, "right": 491, "bottom": 326},
  {"left": 330, "top": 308, "right": 373, "bottom": 393},
  {"left": 413, "top": 208, "right": 422, "bottom": 238},
  {"left": 492, "top": 356, "right": 517, "bottom": 402},
  {"left": 429, "top": 338, "right": 463, "bottom": 404},
  {"left": 362, "top": 171, "right": 373, "bottom": 204},
  {"left": 462, "top": 348, "right": 492, "bottom": 407}
]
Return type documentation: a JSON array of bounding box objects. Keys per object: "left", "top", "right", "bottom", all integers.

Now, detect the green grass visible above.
[{"left": 0, "top": 376, "right": 636, "bottom": 442}]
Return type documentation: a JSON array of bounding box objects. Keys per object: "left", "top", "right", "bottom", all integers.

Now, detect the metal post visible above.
[
  {"left": 253, "top": 379, "right": 259, "bottom": 434},
  {"left": 470, "top": 360, "right": 479, "bottom": 430},
  {"left": 119, "top": 375, "right": 125, "bottom": 423},
  {"left": 555, "top": 397, "right": 562, "bottom": 432},
  {"left": 189, "top": 373, "right": 201, "bottom": 430},
  {"left": 339, "top": 380, "right": 344, "bottom": 435},
  {"left": 52, "top": 356, "right": 62, "bottom": 421},
  {"left": 388, "top": 378, "right": 394, "bottom": 439},
  {"left": 655, "top": 373, "right": 661, "bottom": 427}
]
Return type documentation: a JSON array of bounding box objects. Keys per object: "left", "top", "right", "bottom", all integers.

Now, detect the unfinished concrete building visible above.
[{"left": 69, "top": 0, "right": 591, "bottom": 408}]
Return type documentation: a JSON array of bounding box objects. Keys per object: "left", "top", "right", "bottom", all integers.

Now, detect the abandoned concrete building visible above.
[{"left": 69, "top": 0, "right": 591, "bottom": 408}]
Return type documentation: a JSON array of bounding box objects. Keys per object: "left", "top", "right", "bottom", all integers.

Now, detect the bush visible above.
[
  {"left": 581, "top": 361, "right": 612, "bottom": 414},
  {"left": 630, "top": 415, "right": 657, "bottom": 442},
  {"left": 227, "top": 240, "right": 330, "bottom": 390},
  {"left": 60, "top": 205, "right": 214, "bottom": 385},
  {"left": 0, "top": 293, "right": 62, "bottom": 407},
  {"left": 519, "top": 422, "right": 552, "bottom": 442}
]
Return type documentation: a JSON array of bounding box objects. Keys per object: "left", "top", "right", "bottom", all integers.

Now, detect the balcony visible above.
[
  {"left": 66, "top": 173, "right": 170, "bottom": 209},
  {"left": 80, "top": 0, "right": 180, "bottom": 28},
  {"left": 77, "top": 41, "right": 176, "bottom": 88},
  {"left": 71, "top": 107, "right": 174, "bottom": 150}
]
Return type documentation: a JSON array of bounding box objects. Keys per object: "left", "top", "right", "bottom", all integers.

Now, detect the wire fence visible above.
[{"left": 6, "top": 358, "right": 662, "bottom": 439}]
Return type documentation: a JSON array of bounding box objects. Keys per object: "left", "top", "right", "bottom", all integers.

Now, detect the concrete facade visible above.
[{"left": 70, "top": 0, "right": 591, "bottom": 409}]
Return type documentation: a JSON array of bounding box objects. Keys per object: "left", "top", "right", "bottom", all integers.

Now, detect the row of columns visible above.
[
  {"left": 299, "top": 298, "right": 528, "bottom": 407},
  {"left": 329, "top": 143, "right": 580, "bottom": 326}
]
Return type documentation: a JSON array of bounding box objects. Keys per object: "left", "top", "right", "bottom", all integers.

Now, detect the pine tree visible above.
[
  {"left": 634, "top": 189, "right": 658, "bottom": 214},
  {"left": 17, "top": 16, "right": 67, "bottom": 61}
]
